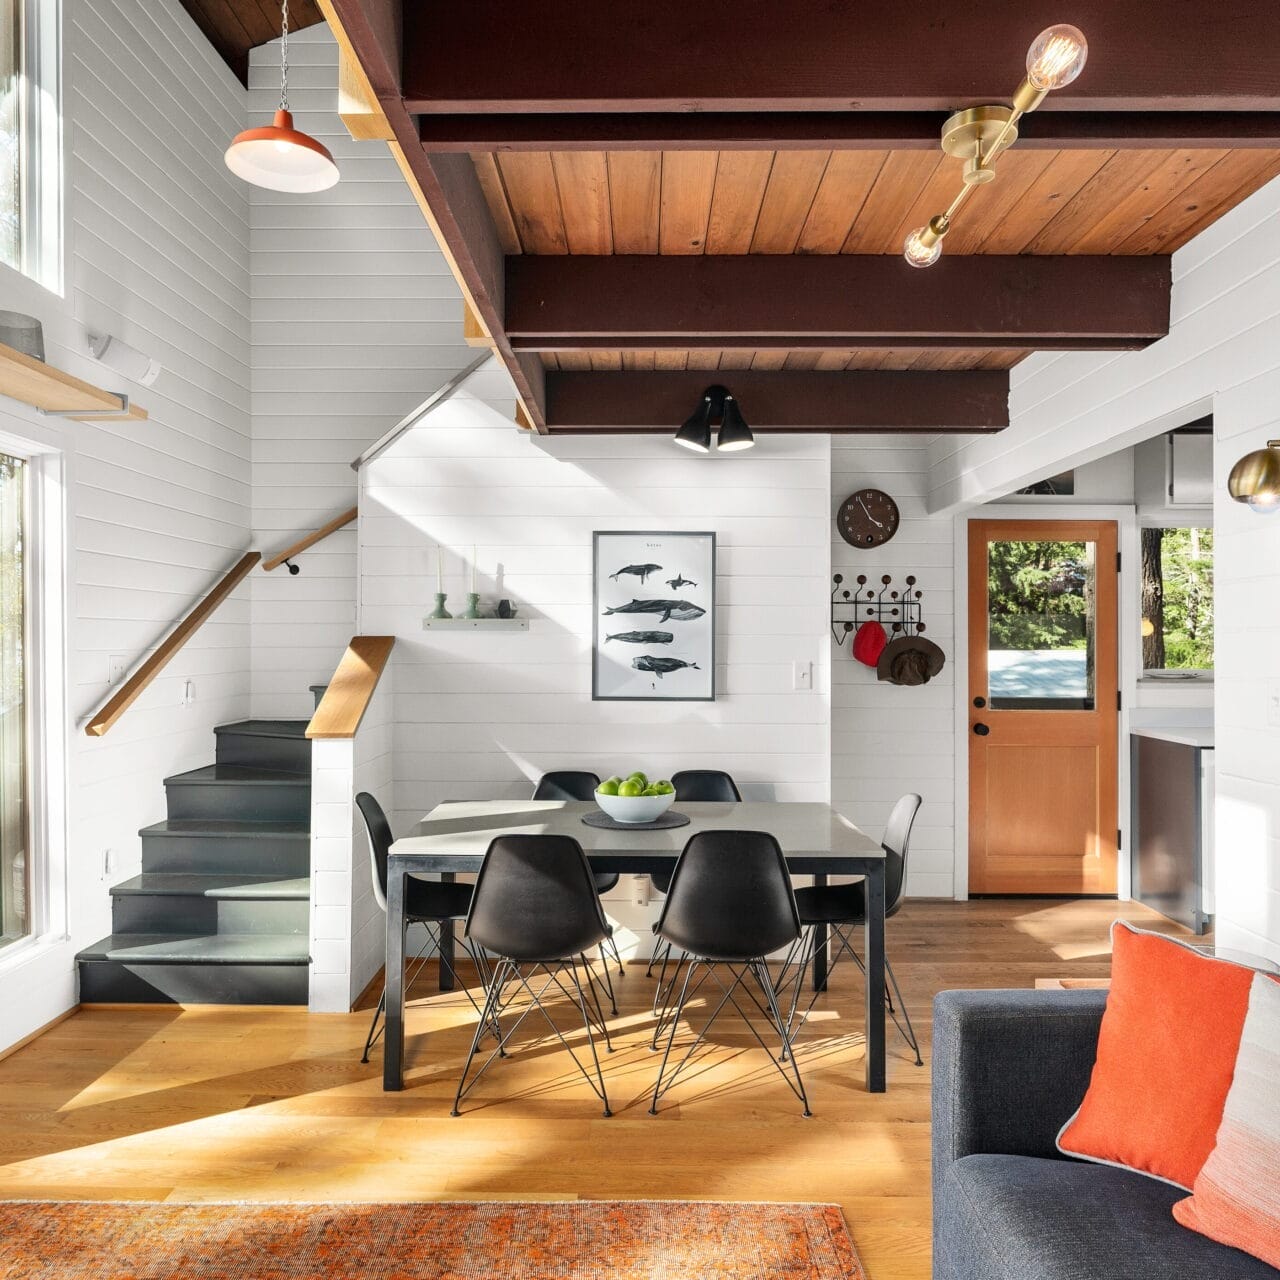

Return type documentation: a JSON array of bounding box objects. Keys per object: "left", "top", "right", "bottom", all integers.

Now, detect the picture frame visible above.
[{"left": 592, "top": 531, "right": 716, "bottom": 702}]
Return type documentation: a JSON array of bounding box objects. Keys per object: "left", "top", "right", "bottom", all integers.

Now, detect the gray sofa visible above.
[{"left": 932, "top": 989, "right": 1280, "bottom": 1280}]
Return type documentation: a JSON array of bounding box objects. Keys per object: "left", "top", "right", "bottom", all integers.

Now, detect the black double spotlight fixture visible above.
[{"left": 674, "top": 385, "right": 755, "bottom": 453}]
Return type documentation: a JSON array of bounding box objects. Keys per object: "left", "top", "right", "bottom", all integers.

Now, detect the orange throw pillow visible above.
[
  {"left": 1056, "top": 922, "right": 1257, "bottom": 1190},
  {"left": 1173, "top": 973, "right": 1280, "bottom": 1268}
]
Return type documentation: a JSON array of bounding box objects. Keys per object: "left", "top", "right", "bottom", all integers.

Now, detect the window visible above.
[
  {"left": 987, "top": 538, "right": 1097, "bottom": 709},
  {"left": 0, "top": 0, "right": 59, "bottom": 288},
  {"left": 1141, "top": 527, "right": 1213, "bottom": 673},
  {"left": 0, "top": 451, "right": 27, "bottom": 951}
]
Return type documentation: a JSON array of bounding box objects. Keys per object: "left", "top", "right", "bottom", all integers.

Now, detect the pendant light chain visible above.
[{"left": 279, "top": 0, "right": 290, "bottom": 112}]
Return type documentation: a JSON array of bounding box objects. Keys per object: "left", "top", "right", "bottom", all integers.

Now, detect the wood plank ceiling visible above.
[
  {"left": 476, "top": 147, "right": 1280, "bottom": 374},
  {"left": 318, "top": 0, "right": 1280, "bottom": 435},
  {"left": 178, "top": 0, "right": 325, "bottom": 84}
]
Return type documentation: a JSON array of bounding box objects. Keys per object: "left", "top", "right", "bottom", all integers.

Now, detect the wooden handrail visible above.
[
  {"left": 306, "top": 636, "right": 396, "bottom": 740},
  {"left": 85, "top": 551, "right": 260, "bottom": 737},
  {"left": 262, "top": 506, "right": 358, "bottom": 572}
]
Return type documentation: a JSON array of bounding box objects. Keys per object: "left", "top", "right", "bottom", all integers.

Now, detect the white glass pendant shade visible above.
[{"left": 226, "top": 109, "right": 339, "bottom": 193}]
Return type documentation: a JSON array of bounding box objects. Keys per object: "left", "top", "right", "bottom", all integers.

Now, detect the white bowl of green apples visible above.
[{"left": 594, "top": 772, "right": 676, "bottom": 823}]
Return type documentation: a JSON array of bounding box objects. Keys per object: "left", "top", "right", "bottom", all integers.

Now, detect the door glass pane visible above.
[
  {"left": 0, "top": 451, "right": 27, "bottom": 949},
  {"left": 987, "top": 539, "right": 1096, "bottom": 710}
]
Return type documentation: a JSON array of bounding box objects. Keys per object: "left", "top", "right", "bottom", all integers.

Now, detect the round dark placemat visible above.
[{"left": 581, "top": 809, "right": 691, "bottom": 831}]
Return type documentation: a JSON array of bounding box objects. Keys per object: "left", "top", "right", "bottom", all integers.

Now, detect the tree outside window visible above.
[{"left": 1141, "top": 527, "right": 1213, "bottom": 671}]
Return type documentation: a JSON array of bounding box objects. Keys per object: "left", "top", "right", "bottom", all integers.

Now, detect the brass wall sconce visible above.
[
  {"left": 904, "top": 24, "right": 1089, "bottom": 268},
  {"left": 1228, "top": 440, "right": 1280, "bottom": 514}
]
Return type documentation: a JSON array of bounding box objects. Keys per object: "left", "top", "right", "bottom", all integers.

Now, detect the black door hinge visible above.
[
  {"left": 1117, "top": 828, "right": 1122, "bottom": 852},
  {"left": 1116, "top": 551, "right": 1122, "bottom": 573},
  {"left": 1117, "top": 690, "right": 1122, "bottom": 711}
]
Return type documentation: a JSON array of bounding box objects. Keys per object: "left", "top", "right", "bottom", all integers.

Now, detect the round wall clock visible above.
[{"left": 838, "top": 489, "right": 900, "bottom": 548}]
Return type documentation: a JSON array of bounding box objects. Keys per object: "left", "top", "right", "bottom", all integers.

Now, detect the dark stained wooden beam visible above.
[
  {"left": 319, "top": 0, "right": 549, "bottom": 431},
  {"left": 403, "top": 1, "right": 1280, "bottom": 114},
  {"left": 506, "top": 256, "right": 1171, "bottom": 351},
  {"left": 544, "top": 371, "right": 1009, "bottom": 432},
  {"left": 420, "top": 111, "right": 1280, "bottom": 153}
]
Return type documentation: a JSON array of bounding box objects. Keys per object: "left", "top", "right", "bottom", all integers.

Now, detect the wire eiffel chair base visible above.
[
  {"left": 361, "top": 924, "right": 487, "bottom": 1063},
  {"left": 781, "top": 923, "right": 923, "bottom": 1066},
  {"left": 452, "top": 955, "right": 615, "bottom": 1118},
  {"left": 648, "top": 957, "right": 811, "bottom": 1117}
]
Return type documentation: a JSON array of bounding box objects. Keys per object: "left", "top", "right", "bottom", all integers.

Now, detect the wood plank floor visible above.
[{"left": 0, "top": 900, "right": 1199, "bottom": 1279}]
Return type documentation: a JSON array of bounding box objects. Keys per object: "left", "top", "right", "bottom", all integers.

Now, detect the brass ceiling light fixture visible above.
[
  {"left": 1228, "top": 440, "right": 1280, "bottom": 514},
  {"left": 903, "top": 24, "right": 1088, "bottom": 268}
]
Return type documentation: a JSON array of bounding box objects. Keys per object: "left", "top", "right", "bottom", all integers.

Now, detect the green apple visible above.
[
  {"left": 596, "top": 779, "right": 620, "bottom": 796},
  {"left": 655, "top": 780, "right": 674, "bottom": 794},
  {"left": 618, "top": 779, "right": 644, "bottom": 797},
  {"left": 628, "top": 771, "right": 648, "bottom": 786},
  {"left": 606, "top": 776, "right": 623, "bottom": 786},
  {"left": 643, "top": 784, "right": 662, "bottom": 796}
]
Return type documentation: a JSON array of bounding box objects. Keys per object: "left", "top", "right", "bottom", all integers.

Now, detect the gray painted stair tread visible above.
[
  {"left": 109, "top": 874, "right": 310, "bottom": 899},
  {"left": 164, "top": 764, "right": 310, "bottom": 785},
  {"left": 140, "top": 819, "right": 309, "bottom": 837},
  {"left": 77, "top": 933, "right": 311, "bottom": 964},
  {"left": 214, "top": 719, "right": 309, "bottom": 740}
]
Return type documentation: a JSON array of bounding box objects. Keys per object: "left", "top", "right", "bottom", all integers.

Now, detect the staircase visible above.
[{"left": 76, "top": 716, "right": 315, "bottom": 1005}]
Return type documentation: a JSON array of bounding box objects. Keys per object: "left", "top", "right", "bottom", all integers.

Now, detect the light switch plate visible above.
[{"left": 793, "top": 660, "right": 813, "bottom": 692}]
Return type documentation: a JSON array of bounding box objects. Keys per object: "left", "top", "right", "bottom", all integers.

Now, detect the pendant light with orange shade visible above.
[{"left": 225, "top": 0, "right": 339, "bottom": 193}]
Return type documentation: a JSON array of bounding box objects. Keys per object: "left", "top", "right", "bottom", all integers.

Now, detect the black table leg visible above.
[
  {"left": 438, "top": 871, "right": 456, "bottom": 992},
  {"left": 383, "top": 867, "right": 407, "bottom": 1091},
  {"left": 863, "top": 864, "right": 886, "bottom": 1093},
  {"left": 811, "top": 874, "right": 828, "bottom": 992}
]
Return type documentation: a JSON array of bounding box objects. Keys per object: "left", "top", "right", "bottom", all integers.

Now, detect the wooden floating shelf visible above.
[
  {"left": 423, "top": 617, "right": 528, "bottom": 631},
  {"left": 0, "top": 340, "right": 148, "bottom": 422}
]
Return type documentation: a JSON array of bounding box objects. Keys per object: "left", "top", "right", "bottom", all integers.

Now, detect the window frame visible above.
[
  {"left": 1138, "top": 512, "right": 1214, "bottom": 682},
  {"left": 0, "top": 428, "right": 67, "bottom": 973},
  {"left": 1, "top": 0, "right": 61, "bottom": 292}
]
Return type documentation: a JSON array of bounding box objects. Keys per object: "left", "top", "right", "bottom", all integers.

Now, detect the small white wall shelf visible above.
[{"left": 423, "top": 617, "right": 528, "bottom": 631}]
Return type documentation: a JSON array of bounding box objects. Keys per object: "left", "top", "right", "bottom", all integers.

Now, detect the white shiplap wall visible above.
[
  {"left": 925, "top": 175, "right": 1280, "bottom": 962},
  {"left": 357, "top": 377, "right": 832, "bottom": 948},
  {"left": 831, "top": 437, "right": 956, "bottom": 897},
  {"left": 0, "top": 0, "right": 251, "bottom": 1050},
  {"left": 247, "top": 27, "right": 474, "bottom": 719}
]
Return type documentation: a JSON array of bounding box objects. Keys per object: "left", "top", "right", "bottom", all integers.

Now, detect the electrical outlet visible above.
[
  {"left": 632, "top": 874, "right": 650, "bottom": 906},
  {"left": 793, "top": 660, "right": 813, "bottom": 692},
  {"left": 108, "top": 655, "right": 128, "bottom": 685},
  {"left": 1268, "top": 681, "right": 1280, "bottom": 728},
  {"left": 181, "top": 679, "right": 196, "bottom": 706},
  {"left": 102, "top": 848, "right": 117, "bottom": 879}
]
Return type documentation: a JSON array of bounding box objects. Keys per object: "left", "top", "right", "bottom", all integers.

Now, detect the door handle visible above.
[{"left": 973, "top": 723, "right": 990, "bottom": 736}]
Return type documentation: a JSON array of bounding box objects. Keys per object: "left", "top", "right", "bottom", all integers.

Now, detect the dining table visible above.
[{"left": 383, "top": 799, "right": 888, "bottom": 1094}]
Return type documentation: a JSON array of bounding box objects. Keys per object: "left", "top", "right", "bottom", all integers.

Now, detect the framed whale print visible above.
[{"left": 593, "top": 531, "right": 716, "bottom": 702}]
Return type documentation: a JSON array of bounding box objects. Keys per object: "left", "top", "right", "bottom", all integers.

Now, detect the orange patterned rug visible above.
[{"left": 0, "top": 1200, "right": 865, "bottom": 1279}]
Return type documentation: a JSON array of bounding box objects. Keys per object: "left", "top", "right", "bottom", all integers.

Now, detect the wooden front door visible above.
[{"left": 968, "top": 520, "right": 1119, "bottom": 896}]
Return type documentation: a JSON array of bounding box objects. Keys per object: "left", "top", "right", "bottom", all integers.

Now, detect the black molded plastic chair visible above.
[
  {"left": 356, "top": 792, "right": 481, "bottom": 1064},
  {"left": 452, "top": 834, "right": 616, "bottom": 1117},
  {"left": 783, "top": 793, "right": 923, "bottom": 1064},
  {"left": 649, "top": 830, "right": 810, "bottom": 1117},
  {"left": 646, "top": 770, "right": 742, "bottom": 982},
  {"left": 532, "top": 771, "right": 623, "bottom": 994}
]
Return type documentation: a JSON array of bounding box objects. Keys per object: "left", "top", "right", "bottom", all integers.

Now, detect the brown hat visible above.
[{"left": 876, "top": 635, "right": 946, "bottom": 686}]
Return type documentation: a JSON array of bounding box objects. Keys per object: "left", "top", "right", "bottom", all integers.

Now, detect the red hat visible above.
[{"left": 851, "top": 620, "right": 888, "bottom": 667}]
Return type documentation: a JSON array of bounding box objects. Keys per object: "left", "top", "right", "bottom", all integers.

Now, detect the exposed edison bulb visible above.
[
  {"left": 1247, "top": 493, "right": 1280, "bottom": 515},
  {"left": 1026, "top": 24, "right": 1088, "bottom": 91},
  {"left": 903, "top": 228, "right": 942, "bottom": 269}
]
